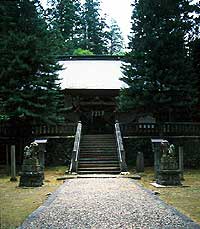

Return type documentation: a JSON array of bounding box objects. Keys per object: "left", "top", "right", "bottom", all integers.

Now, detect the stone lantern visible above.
[{"left": 19, "top": 142, "right": 44, "bottom": 187}]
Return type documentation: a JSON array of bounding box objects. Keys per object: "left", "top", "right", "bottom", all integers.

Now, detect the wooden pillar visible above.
[
  {"left": 10, "top": 145, "right": 17, "bottom": 181},
  {"left": 179, "top": 146, "right": 184, "bottom": 180},
  {"left": 6, "top": 144, "right": 10, "bottom": 175}
]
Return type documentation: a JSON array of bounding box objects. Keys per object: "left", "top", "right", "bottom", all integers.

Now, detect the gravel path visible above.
[{"left": 20, "top": 178, "right": 200, "bottom": 229}]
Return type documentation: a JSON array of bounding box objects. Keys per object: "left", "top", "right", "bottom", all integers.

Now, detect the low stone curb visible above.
[{"left": 57, "top": 174, "right": 141, "bottom": 180}]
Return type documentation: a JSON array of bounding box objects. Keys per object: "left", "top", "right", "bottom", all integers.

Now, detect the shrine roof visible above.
[{"left": 58, "top": 57, "right": 126, "bottom": 90}]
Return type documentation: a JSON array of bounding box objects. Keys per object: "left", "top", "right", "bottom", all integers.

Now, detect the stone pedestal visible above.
[
  {"left": 19, "top": 157, "right": 44, "bottom": 187},
  {"left": 156, "top": 170, "right": 182, "bottom": 186}
]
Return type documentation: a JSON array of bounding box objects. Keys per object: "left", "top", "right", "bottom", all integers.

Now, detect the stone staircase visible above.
[{"left": 78, "top": 134, "right": 120, "bottom": 174}]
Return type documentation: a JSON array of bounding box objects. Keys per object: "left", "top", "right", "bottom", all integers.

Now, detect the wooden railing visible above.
[
  {"left": 120, "top": 122, "right": 200, "bottom": 137},
  {"left": 32, "top": 123, "right": 76, "bottom": 136},
  {"left": 1, "top": 122, "right": 200, "bottom": 138},
  {"left": 115, "top": 120, "right": 128, "bottom": 172},
  {"left": 0, "top": 123, "right": 77, "bottom": 138},
  {"left": 69, "top": 121, "right": 82, "bottom": 174}
]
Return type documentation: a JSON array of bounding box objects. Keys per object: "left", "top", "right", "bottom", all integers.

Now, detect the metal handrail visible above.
[
  {"left": 115, "top": 120, "right": 128, "bottom": 172},
  {"left": 69, "top": 121, "right": 82, "bottom": 173}
]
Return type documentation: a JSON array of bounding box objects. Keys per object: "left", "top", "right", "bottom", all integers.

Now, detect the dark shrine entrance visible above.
[
  {"left": 81, "top": 110, "right": 115, "bottom": 134},
  {"left": 63, "top": 88, "right": 120, "bottom": 134}
]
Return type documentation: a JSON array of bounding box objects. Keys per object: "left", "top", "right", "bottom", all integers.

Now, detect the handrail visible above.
[
  {"left": 69, "top": 121, "right": 82, "bottom": 174},
  {"left": 115, "top": 120, "right": 128, "bottom": 172}
]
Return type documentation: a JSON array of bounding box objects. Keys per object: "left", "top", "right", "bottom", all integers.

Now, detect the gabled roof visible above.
[{"left": 58, "top": 57, "right": 126, "bottom": 90}]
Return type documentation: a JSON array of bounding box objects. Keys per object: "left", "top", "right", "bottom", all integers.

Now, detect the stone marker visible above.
[
  {"left": 34, "top": 139, "right": 47, "bottom": 170},
  {"left": 151, "top": 139, "right": 164, "bottom": 179},
  {"left": 19, "top": 142, "right": 44, "bottom": 187},
  {"left": 136, "top": 151, "right": 144, "bottom": 172},
  {"left": 179, "top": 146, "right": 184, "bottom": 180},
  {"left": 10, "top": 145, "right": 17, "bottom": 181}
]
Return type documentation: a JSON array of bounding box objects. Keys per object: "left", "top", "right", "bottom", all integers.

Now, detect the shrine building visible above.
[{"left": 59, "top": 55, "right": 137, "bottom": 133}]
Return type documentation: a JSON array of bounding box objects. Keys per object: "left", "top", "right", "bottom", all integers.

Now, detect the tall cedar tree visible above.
[
  {"left": 81, "top": 0, "right": 109, "bottom": 54},
  {"left": 119, "top": 0, "right": 199, "bottom": 121},
  {"left": 190, "top": 38, "right": 200, "bottom": 119},
  {"left": 108, "top": 19, "right": 124, "bottom": 55},
  {"left": 48, "top": 0, "right": 82, "bottom": 55},
  {"left": 0, "top": 0, "right": 63, "bottom": 124}
]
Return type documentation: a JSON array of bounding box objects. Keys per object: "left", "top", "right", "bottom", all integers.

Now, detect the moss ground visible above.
[{"left": 0, "top": 166, "right": 66, "bottom": 229}]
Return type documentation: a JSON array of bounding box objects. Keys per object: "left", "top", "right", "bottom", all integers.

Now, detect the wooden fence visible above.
[
  {"left": 0, "top": 123, "right": 77, "bottom": 138},
  {"left": 120, "top": 122, "right": 200, "bottom": 137},
  {"left": 1, "top": 122, "right": 200, "bottom": 138}
]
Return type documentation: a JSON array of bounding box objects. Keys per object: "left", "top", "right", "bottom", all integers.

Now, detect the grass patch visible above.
[
  {"left": 134, "top": 167, "right": 200, "bottom": 224},
  {"left": 0, "top": 166, "right": 66, "bottom": 229}
]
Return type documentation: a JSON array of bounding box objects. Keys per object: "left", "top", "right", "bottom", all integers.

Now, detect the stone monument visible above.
[
  {"left": 156, "top": 140, "right": 181, "bottom": 186},
  {"left": 136, "top": 151, "right": 144, "bottom": 173},
  {"left": 19, "top": 142, "right": 44, "bottom": 187}
]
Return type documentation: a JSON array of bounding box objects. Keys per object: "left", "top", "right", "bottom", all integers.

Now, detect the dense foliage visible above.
[
  {"left": 47, "top": 0, "right": 83, "bottom": 55},
  {"left": 108, "top": 19, "right": 124, "bottom": 55},
  {"left": 120, "top": 0, "right": 200, "bottom": 121},
  {"left": 81, "top": 0, "right": 108, "bottom": 54},
  {"left": 47, "top": 0, "right": 124, "bottom": 55},
  {"left": 0, "top": 0, "right": 63, "bottom": 124}
]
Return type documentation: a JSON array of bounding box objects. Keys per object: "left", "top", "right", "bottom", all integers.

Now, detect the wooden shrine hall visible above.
[{"left": 59, "top": 55, "right": 128, "bottom": 134}]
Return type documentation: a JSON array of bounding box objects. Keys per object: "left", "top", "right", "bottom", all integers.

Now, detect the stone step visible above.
[
  {"left": 80, "top": 148, "right": 116, "bottom": 151},
  {"left": 78, "top": 166, "right": 120, "bottom": 170},
  {"left": 80, "top": 154, "right": 117, "bottom": 158},
  {"left": 81, "top": 144, "right": 116, "bottom": 147},
  {"left": 79, "top": 160, "right": 119, "bottom": 163},
  {"left": 81, "top": 137, "right": 115, "bottom": 140},
  {"left": 79, "top": 157, "right": 118, "bottom": 161},
  {"left": 82, "top": 134, "right": 114, "bottom": 138},
  {"left": 79, "top": 153, "right": 118, "bottom": 158},
  {"left": 80, "top": 142, "right": 116, "bottom": 146},
  {"left": 79, "top": 163, "right": 119, "bottom": 168},
  {"left": 80, "top": 148, "right": 117, "bottom": 152},
  {"left": 79, "top": 161, "right": 119, "bottom": 165},
  {"left": 81, "top": 142, "right": 115, "bottom": 145},
  {"left": 77, "top": 134, "right": 119, "bottom": 174},
  {"left": 79, "top": 158, "right": 118, "bottom": 162},
  {"left": 78, "top": 170, "right": 120, "bottom": 174}
]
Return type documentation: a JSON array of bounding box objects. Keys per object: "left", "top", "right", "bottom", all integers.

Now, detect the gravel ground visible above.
[{"left": 19, "top": 178, "right": 200, "bottom": 229}]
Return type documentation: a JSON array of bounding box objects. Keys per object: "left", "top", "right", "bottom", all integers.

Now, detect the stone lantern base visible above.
[
  {"left": 19, "top": 157, "right": 44, "bottom": 187},
  {"left": 19, "top": 171, "right": 44, "bottom": 187},
  {"left": 156, "top": 170, "right": 182, "bottom": 186}
]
